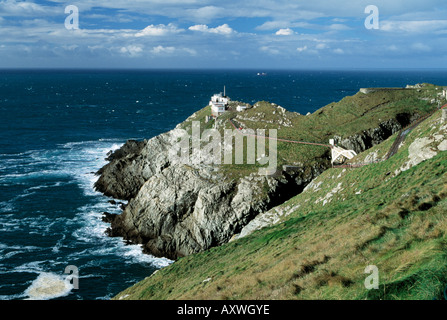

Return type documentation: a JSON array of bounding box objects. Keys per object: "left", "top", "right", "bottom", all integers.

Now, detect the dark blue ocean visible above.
[{"left": 1, "top": 69, "right": 446, "bottom": 300}]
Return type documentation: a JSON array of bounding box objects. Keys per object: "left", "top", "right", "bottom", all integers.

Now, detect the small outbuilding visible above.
[{"left": 236, "top": 105, "right": 247, "bottom": 112}]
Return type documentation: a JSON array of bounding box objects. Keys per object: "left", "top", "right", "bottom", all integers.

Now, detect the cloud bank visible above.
[{"left": 0, "top": 0, "right": 446, "bottom": 68}]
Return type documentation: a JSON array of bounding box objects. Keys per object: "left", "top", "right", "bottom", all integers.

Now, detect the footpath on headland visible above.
[
  {"left": 228, "top": 104, "right": 447, "bottom": 169},
  {"left": 228, "top": 118, "right": 333, "bottom": 148}
]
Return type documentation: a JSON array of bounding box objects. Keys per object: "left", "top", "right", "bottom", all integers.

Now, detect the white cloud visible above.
[
  {"left": 257, "top": 20, "right": 314, "bottom": 31},
  {"left": 328, "top": 24, "right": 351, "bottom": 31},
  {"left": 387, "top": 45, "right": 399, "bottom": 52},
  {"left": 45, "top": 0, "right": 435, "bottom": 25},
  {"left": 381, "top": 20, "right": 447, "bottom": 34},
  {"left": 189, "top": 24, "right": 209, "bottom": 32},
  {"left": 411, "top": 42, "right": 431, "bottom": 52},
  {"left": 0, "top": 0, "right": 57, "bottom": 16},
  {"left": 119, "top": 45, "right": 143, "bottom": 57},
  {"left": 183, "top": 48, "right": 197, "bottom": 56},
  {"left": 135, "top": 23, "right": 183, "bottom": 37},
  {"left": 62, "top": 44, "right": 79, "bottom": 51},
  {"left": 315, "top": 43, "right": 328, "bottom": 50},
  {"left": 88, "top": 45, "right": 104, "bottom": 51},
  {"left": 257, "top": 21, "right": 289, "bottom": 30},
  {"left": 1, "top": 0, "right": 446, "bottom": 68},
  {"left": 151, "top": 45, "right": 176, "bottom": 54},
  {"left": 149, "top": 46, "right": 198, "bottom": 56},
  {"left": 275, "top": 28, "right": 295, "bottom": 36},
  {"left": 185, "top": 6, "right": 224, "bottom": 22},
  {"left": 189, "top": 24, "right": 234, "bottom": 35},
  {"left": 260, "top": 46, "right": 280, "bottom": 55},
  {"left": 296, "top": 45, "right": 320, "bottom": 55}
]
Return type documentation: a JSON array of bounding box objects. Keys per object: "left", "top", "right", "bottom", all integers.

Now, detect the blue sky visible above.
[{"left": 0, "top": 0, "right": 446, "bottom": 69}]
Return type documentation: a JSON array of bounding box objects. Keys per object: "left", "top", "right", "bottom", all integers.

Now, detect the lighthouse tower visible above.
[{"left": 210, "top": 86, "right": 230, "bottom": 117}]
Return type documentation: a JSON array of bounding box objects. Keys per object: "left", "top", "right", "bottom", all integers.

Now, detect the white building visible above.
[
  {"left": 236, "top": 105, "right": 247, "bottom": 112},
  {"left": 329, "top": 139, "right": 357, "bottom": 164},
  {"left": 210, "top": 87, "right": 230, "bottom": 117}
]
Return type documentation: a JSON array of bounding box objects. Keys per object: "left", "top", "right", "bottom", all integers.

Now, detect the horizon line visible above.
[{"left": 1, "top": 67, "right": 447, "bottom": 72}]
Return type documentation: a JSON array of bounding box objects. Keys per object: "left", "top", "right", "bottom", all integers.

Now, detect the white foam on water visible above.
[
  {"left": 0, "top": 201, "right": 14, "bottom": 213},
  {"left": 1, "top": 214, "right": 69, "bottom": 237},
  {"left": 24, "top": 272, "right": 73, "bottom": 300},
  {"left": 0, "top": 218, "right": 23, "bottom": 233},
  {"left": 72, "top": 206, "right": 173, "bottom": 267},
  {"left": 0, "top": 243, "right": 42, "bottom": 262},
  {"left": 0, "top": 170, "right": 69, "bottom": 183},
  {"left": 27, "top": 182, "right": 67, "bottom": 191},
  {"left": 58, "top": 140, "right": 123, "bottom": 197},
  {"left": 0, "top": 139, "right": 173, "bottom": 301},
  {"left": 122, "top": 244, "right": 172, "bottom": 268},
  {"left": 65, "top": 140, "right": 173, "bottom": 268},
  {"left": 0, "top": 293, "right": 27, "bottom": 300},
  {"left": 51, "top": 234, "right": 66, "bottom": 254},
  {"left": 71, "top": 204, "right": 113, "bottom": 244},
  {"left": 0, "top": 243, "right": 42, "bottom": 253},
  {"left": 12, "top": 260, "right": 47, "bottom": 274}
]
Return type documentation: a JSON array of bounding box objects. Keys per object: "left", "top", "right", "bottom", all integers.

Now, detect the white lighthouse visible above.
[{"left": 210, "top": 86, "right": 230, "bottom": 117}]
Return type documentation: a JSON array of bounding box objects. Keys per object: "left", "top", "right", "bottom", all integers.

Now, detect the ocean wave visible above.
[
  {"left": 0, "top": 139, "right": 170, "bottom": 300},
  {"left": 122, "top": 244, "right": 172, "bottom": 267},
  {"left": 0, "top": 292, "right": 27, "bottom": 300},
  {"left": 60, "top": 140, "right": 123, "bottom": 149},
  {"left": 58, "top": 140, "right": 123, "bottom": 197},
  {"left": 0, "top": 202, "right": 14, "bottom": 213},
  {"left": 64, "top": 141, "right": 173, "bottom": 268},
  {"left": 0, "top": 170, "right": 69, "bottom": 184},
  {"left": 12, "top": 260, "right": 48, "bottom": 274},
  {"left": 72, "top": 206, "right": 173, "bottom": 268},
  {"left": 0, "top": 243, "right": 43, "bottom": 262}
]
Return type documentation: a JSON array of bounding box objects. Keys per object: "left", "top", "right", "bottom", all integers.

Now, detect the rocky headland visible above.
[{"left": 95, "top": 85, "right": 441, "bottom": 260}]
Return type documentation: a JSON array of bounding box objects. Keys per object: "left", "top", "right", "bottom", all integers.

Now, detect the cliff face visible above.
[
  {"left": 333, "top": 114, "right": 418, "bottom": 154},
  {"left": 232, "top": 116, "right": 416, "bottom": 240},
  {"left": 95, "top": 85, "right": 443, "bottom": 260},
  {"left": 96, "top": 127, "right": 328, "bottom": 259},
  {"left": 109, "top": 167, "right": 287, "bottom": 259},
  {"left": 113, "top": 108, "right": 447, "bottom": 301},
  {"left": 94, "top": 131, "right": 177, "bottom": 201},
  {"left": 94, "top": 111, "right": 416, "bottom": 260}
]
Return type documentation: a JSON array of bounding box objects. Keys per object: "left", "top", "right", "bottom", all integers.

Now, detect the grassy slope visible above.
[
  {"left": 114, "top": 107, "right": 447, "bottom": 300},
  {"left": 178, "top": 85, "right": 442, "bottom": 180}
]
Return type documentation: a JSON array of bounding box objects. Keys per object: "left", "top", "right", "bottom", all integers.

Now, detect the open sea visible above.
[{"left": 1, "top": 69, "right": 447, "bottom": 300}]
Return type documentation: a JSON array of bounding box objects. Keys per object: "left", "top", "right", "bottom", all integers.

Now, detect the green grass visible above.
[
  {"left": 176, "top": 86, "right": 440, "bottom": 181},
  {"left": 114, "top": 108, "right": 447, "bottom": 300}
]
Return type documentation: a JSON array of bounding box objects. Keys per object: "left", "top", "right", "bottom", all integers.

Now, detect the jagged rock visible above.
[
  {"left": 94, "top": 129, "right": 186, "bottom": 200},
  {"left": 109, "top": 165, "right": 307, "bottom": 259},
  {"left": 396, "top": 121, "right": 447, "bottom": 174},
  {"left": 333, "top": 114, "right": 416, "bottom": 154},
  {"left": 95, "top": 106, "right": 425, "bottom": 259},
  {"left": 233, "top": 203, "right": 301, "bottom": 240}
]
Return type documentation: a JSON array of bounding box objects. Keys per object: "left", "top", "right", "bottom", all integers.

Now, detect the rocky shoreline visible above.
[
  {"left": 95, "top": 129, "right": 329, "bottom": 259},
  {"left": 94, "top": 100, "right": 417, "bottom": 260}
]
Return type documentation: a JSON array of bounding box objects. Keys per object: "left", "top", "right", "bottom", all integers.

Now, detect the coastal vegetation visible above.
[
  {"left": 94, "top": 83, "right": 447, "bottom": 300},
  {"left": 180, "top": 84, "right": 442, "bottom": 180},
  {"left": 114, "top": 106, "right": 447, "bottom": 300}
]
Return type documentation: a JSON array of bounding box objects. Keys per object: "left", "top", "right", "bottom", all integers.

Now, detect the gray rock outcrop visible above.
[
  {"left": 333, "top": 114, "right": 418, "bottom": 154},
  {"left": 95, "top": 124, "right": 329, "bottom": 259},
  {"left": 101, "top": 153, "right": 325, "bottom": 259},
  {"left": 95, "top": 107, "right": 421, "bottom": 260}
]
